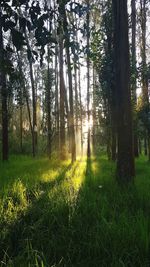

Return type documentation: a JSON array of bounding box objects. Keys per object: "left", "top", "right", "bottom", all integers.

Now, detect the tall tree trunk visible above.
[
  {"left": 64, "top": 80, "right": 70, "bottom": 152},
  {"left": 113, "top": 0, "right": 135, "bottom": 182},
  {"left": 111, "top": 93, "right": 117, "bottom": 161},
  {"left": 65, "top": 45, "right": 76, "bottom": 163},
  {"left": 92, "top": 66, "right": 96, "bottom": 152},
  {"left": 17, "top": 52, "right": 34, "bottom": 155},
  {"left": 74, "top": 64, "right": 78, "bottom": 133},
  {"left": 140, "top": 0, "right": 148, "bottom": 104},
  {"left": 140, "top": 0, "right": 149, "bottom": 160},
  {"left": 25, "top": 32, "right": 37, "bottom": 157},
  {"left": 59, "top": 34, "right": 66, "bottom": 159},
  {"left": 61, "top": 2, "right": 76, "bottom": 163},
  {"left": 0, "top": 8, "right": 8, "bottom": 161},
  {"left": 47, "top": 47, "right": 52, "bottom": 158},
  {"left": 139, "top": 138, "right": 142, "bottom": 155},
  {"left": 20, "top": 105, "right": 23, "bottom": 153},
  {"left": 86, "top": 0, "right": 91, "bottom": 158},
  {"left": 131, "top": 0, "right": 139, "bottom": 157},
  {"left": 78, "top": 63, "right": 83, "bottom": 156},
  {"left": 144, "top": 134, "right": 147, "bottom": 156},
  {"left": 55, "top": 44, "right": 59, "bottom": 151}
]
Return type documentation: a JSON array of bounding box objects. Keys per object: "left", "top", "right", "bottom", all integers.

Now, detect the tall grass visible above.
[{"left": 0, "top": 155, "right": 150, "bottom": 266}]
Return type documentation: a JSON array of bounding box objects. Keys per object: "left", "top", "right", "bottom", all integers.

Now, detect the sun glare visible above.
[{"left": 83, "top": 115, "right": 93, "bottom": 133}]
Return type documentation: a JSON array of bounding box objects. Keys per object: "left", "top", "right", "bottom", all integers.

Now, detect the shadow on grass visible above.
[
  {"left": 0, "top": 156, "right": 70, "bottom": 193},
  {"left": 1, "top": 156, "right": 150, "bottom": 266},
  {"left": 0, "top": 160, "right": 81, "bottom": 266}
]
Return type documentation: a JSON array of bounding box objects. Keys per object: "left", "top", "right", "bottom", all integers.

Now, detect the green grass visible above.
[{"left": 0, "top": 155, "right": 150, "bottom": 266}]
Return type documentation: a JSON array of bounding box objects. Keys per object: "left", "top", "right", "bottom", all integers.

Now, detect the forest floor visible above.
[{"left": 0, "top": 154, "right": 150, "bottom": 267}]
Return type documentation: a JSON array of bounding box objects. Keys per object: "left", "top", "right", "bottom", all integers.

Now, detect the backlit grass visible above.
[{"left": 0, "top": 155, "right": 150, "bottom": 266}]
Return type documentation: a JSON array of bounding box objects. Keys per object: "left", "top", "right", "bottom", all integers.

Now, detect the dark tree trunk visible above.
[
  {"left": 17, "top": 52, "right": 34, "bottom": 154},
  {"left": 25, "top": 32, "right": 37, "bottom": 157},
  {"left": 65, "top": 45, "right": 76, "bottom": 163},
  {"left": 86, "top": 0, "right": 91, "bottom": 158},
  {"left": 131, "top": 0, "right": 139, "bottom": 157},
  {"left": 64, "top": 79, "right": 71, "bottom": 153},
  {"left": 139, "top": 138, "right": 142, "bottom": 155},
  {"left": 59, "top": 34, "right": 66, "bottom": 159},
  {"left": 74, "top": 64, "right": 78, "bottom": 133},
  {"left": 61, "top": 2, "right": 76, "bottom": 163},
  {"left": 140, "top": 0, "right": 148, "bottom": 103},
  {"left": 144, "top": 134, "right": 147, "bottom": 156},
  {"left": 140, "top": 0, "right": 149, "bottom": 159},
  {"left": 47, "top": 48, "right": 52, "bottom": 158},
  {"left": 55, "top": 44, "right": 59, "bottom": 151},
  {"left": 0, "top": 9, "right": 8, "bottom": 161},
  {"left": 111, "top": 111, "right": 116, "bottom": 161},
  {"left": 92, "top": 66, "right": 96, "bottom": 152},
  {"left": 113, "top": 0, "right": 135, "bottom": 182},
  {"left": 20, "top": 106, "right": 23, "bottom": 153},
  {"left": 78, "top": 64, "right": 83, "bottom": 156}
]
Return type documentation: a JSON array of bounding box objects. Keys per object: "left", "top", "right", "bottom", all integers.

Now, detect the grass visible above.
[{"left": 0, "top": 154, "right": 150, "bottom": 266}]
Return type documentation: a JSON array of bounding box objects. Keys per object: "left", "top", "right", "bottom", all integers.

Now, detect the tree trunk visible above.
[
  {"left": 0, "top": 9, "right": 8, "bottom": 161},
  {"left": 139, "top": 138, "right": 142, "bottom": 155},
  {"left": 20, "top": 105, "right": 23, "bottom": 153},
  {"left": 144, "top": 134, "right": 147, "bottom": 156},
  {"left": 61, "top": 2, "right": 76, "bottom": 163},
  {"left": 113, "top": 0, "right": 135, "bottom": 182},
  {"left": 74, "top": 64, "right": 78, "bottom": 133},
  {"left": 92, "top": 66, "right": 96, "bottom": 152},
  {"left": 140, "top": 0, "right": 150, "bottom": 159},
  {"left": 86, "top": 0, "right": 91, "bottom": 158},
  {"left": 17, "top": 52, "right": 34, "bottom": 155},
  {"left": 78, "top": 64, "right": 83, "bottom": 156},
  {"left": 47, "top": 47, "right": 52, "bottom": 158},
  {"left": 55, "top": 44, "right": 59, "bottom": 152},
  {"left": 59, "top": 34, "right": 66, "bottom": 159},
  {"left": 131, "top": 0, "right": 139, "bottom": 157},
  {"left": 25, "top": 32, "right": 37, "bottom": 157}
]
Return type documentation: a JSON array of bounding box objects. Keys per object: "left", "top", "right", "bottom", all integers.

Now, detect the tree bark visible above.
[
  {"left": 86, "top": 0, "right": 91, "bottom": 158},
  {"left": 61, "top": 2, "right": 76, "bottom": 163},
  {"left": 0, "top": 8, "right": 8, "bottom": 161},
  {"left": 59, "top": 33, "right": 66, "bottom": 159},
  {"left": 25, "top": 32, "right": 37, "bottom": 157},
  {"left": 78, "top": 63, "right": 83, "bottom": 155},
  {"left": 17, "top": 52, "right": 33, "bottom": 155},
  {"left": 140, "top": 0, "right": 149, "bottom": 160},
  {"left": 47, "top": 47, "right": 52, "bottom": 158},
  {"left": 131, "top": 0, "right": 139, "bottom": 157},
  {"left": 113, "top": 0, "right": 135, "bottom": 182}
]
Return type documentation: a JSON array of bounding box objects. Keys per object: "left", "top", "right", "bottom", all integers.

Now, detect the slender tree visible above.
[
  {"left": 131, "top": 0, "right": 139, "bottom": 157},
  {"left": 86, "top": 0, "right": 91, "bottom": 158},
  {"left": 60, "top": 0, "right": 76, "bottom": 163},
  {"left": 0, "top": 7, "right": 8, "bottom": 160},
  {"left": 58, "top": 16, "right": 66, "bottom": 159},
  {"left": 140, "top": 0, "right": 150, "bottom": 160}
]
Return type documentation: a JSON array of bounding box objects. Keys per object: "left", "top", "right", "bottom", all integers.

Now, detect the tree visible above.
[
  {"left": 139, "top": 0, "right": 150, "bottom": 160},
  {"left": 59, "top": 0, "right": 76, "bottom": 163},
  {"left": 131, "top": 0, "right": 139, "bottom": 157},
  {"left": 0, "top": 7, "right": 8, "bottom": 160},
  {"left": 58, "top": 13, "right": 66, "bottom": 159},
  {"left": 112, "top": 0, "right": 135, "bottom": 182},
  {"left": 86, "top": 0, "right": 91, "bottom": 158}
]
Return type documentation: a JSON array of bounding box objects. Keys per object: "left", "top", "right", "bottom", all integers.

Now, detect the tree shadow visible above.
[
  {"left": 0, "top": 156, "right": 70, "bottom": 193},
  {"left": 1, "top": 157, "right": 148, "bottom": 267},
  {"left": 0, "top": 161, "right": 81, "bottom": 266}
]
